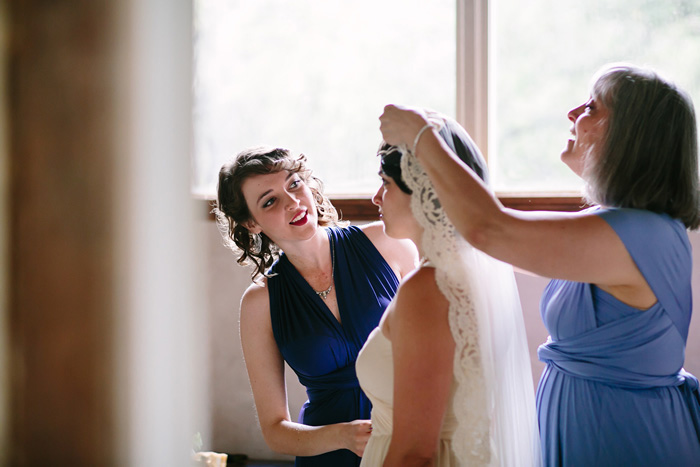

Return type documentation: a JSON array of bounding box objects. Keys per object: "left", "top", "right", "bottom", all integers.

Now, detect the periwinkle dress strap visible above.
[
  {"left": 596, "top": 208, "right": 692, "bottom": 340},
  {"left": 539, "top": 208, "right": 695, "bottom": 389}
]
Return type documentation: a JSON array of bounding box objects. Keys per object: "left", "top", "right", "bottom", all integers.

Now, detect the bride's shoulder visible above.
[
  {"left": 394, "top": 265, "right": 446, "bottom": 310},
  {"left": 401, "top": 262, "right": 436, "bottom": 283},
  {"left": 388, "top": 265, "right": 451, "bottom": 339}
]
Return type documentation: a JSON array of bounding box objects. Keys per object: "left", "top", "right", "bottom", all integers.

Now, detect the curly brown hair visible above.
[{"left": 213, "top": 146, "right": 344, "bottom": 281}]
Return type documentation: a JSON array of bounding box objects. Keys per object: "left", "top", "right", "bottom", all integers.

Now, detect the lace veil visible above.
[{"left": 399, "top": 116, "right": 541, "bottom": 466}]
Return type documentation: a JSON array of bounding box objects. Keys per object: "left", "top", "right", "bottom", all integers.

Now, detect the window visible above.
[
  {"left": 193, "top": 0, "right": 456, "bottom": 197},
  {"left": 194, "top": 0, "right": 700, "bottom": 213},
  {"left": 490, "top": 0, "right": 700, "bottom": 193}
]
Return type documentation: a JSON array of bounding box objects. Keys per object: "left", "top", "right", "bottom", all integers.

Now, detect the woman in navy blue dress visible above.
[
  {"left": 215, "top": 147, "right": 416, "bottom": 466},
  {"left": 378, "top": 63, "right": 700, "bottom": 466}
]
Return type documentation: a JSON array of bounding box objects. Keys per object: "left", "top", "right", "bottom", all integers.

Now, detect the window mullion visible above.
[{"left": 456, "top": 0, "right": 489, "bottom": 160}]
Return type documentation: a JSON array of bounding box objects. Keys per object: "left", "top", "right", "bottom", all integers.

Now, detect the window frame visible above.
[
  {"left": 327, "top": 194, "right": 586, "bottom": 221},
  {"left": 327, "top": 0, "right": 585, "bottom": 219},
  {"left": 201, "top": 0, "right": 586, "bottom": 219}
]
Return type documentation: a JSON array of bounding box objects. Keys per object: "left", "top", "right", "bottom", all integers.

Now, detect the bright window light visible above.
[
  {"left": 193, "top": 1, "right": 700, "bottom": 197},
  {"left": 491, "top": 0, "right": 700, "bottom": 192},
  {"left": 193, "top": 0, "right": 456, "bottom": 196}
]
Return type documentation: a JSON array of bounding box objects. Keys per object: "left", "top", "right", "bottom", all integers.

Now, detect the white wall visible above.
[
  {"left": 206, "top": 219, "right": 700, "bottom": 461},
  {"left": 113, "top": 1, "right": 208, "bottom": 464}
]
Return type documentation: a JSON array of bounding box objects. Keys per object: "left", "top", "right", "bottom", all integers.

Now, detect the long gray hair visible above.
[{"left": 584, "top": 63, "right": 700, "bottom": 229}]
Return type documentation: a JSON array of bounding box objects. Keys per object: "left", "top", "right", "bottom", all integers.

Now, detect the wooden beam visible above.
[{"left": 8, "top": 1, "right": 118, "bottom": 463}]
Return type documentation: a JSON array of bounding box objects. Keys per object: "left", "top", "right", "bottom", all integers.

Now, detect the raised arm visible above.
[
  {"left": 378, "top": 106, "right": 653, "bottom": 306},
  {"left": 382, "top": 268, "right": 455, "bottom": 466},
  {"left": 239, "top": 283, "right": 372, "bottom": 457}
]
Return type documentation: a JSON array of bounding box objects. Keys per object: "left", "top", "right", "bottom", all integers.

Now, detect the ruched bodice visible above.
[
  {"left": 268, "top": 226, "right": 400, "bottom": 467},
  {"left": 536, "top": 208, "right": 700, "bottom": 466}
]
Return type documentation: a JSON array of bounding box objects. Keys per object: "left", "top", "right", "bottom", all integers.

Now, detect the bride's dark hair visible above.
[{"left": 378, "top": 112, "right": 489, "bottom": 193}]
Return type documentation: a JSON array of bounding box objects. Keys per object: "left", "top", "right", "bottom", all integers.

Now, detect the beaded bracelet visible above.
[{"left": 412, "top": 122, "right": 437, "bottom": 156}]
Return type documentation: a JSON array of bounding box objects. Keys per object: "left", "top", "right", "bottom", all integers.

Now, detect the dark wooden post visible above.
[{"left": 7, "top": 1, "right": 119, "bottom": 463}]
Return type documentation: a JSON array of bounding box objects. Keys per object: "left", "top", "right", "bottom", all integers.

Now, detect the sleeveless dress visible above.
[
  {"left": 356, "top": 262, "right": 461, "bottom": 466},
  {"left": 537, "top": 208, "right": 700, "bottom": 466},
  {"left": 267, "top": 225, "right": 400, "bottom": 467}
]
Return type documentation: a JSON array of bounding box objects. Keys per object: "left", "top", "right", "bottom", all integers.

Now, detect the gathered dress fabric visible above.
[
  {"left": 537, "top": 208, "right": 700, "bottom": 466},
  {"left": 267, "top": 225, "right": 399, "bottom": 467}
]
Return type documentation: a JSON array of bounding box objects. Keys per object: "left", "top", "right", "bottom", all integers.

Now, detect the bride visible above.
[{"left": 356, "top": 112, "right": 540, "bottom": 466}]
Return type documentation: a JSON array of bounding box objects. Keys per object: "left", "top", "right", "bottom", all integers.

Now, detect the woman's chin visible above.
[{"left": 560, "top": 153, "right": 584, "bottom": 178}]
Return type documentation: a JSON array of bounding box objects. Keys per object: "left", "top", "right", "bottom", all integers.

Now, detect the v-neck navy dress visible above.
[{"left": 267, "top": 225, "right": 400, "bottom": 466}]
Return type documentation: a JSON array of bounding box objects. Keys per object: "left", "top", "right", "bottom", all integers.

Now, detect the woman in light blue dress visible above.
[{"left": 378, "top": 63, "right": 700, "bottom": 466}]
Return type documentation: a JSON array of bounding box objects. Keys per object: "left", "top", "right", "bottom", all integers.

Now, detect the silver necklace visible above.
[{"left": 314, "top": 236, "right": 335, "bottom": 300}]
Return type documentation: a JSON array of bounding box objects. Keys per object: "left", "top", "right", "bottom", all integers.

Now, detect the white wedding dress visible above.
[
  {"left": 356, "top": 296, "right": 463, "bottom": 466},
  {"left": 356, "top": 132, "right": 540, "bottom": 466}
]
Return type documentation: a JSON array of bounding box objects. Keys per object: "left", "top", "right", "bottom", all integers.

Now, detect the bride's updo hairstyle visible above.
[
  {"left": 378, "top": 111, "right": 489, "bottom": 193},
  {"left": 214, "top": 146, "right": 342, "bottom": 280}
]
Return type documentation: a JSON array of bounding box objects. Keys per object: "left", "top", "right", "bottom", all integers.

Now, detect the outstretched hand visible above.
[
  {"left": 379, "top": 105, "right": 428, "bottom": 147},
  {"left": 342, "top": 419, "right": 373, "bottom": 456}
]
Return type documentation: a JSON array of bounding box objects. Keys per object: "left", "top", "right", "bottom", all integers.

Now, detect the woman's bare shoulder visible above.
[
  {"left": 359, "top": 222, "right": 418, "bottom": 277},
  {"left": 240, "top": 278, "right": 270, "bottom": 315},
  {"left": 393, "top": 266, "right": 447, "bottom": 316}
]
